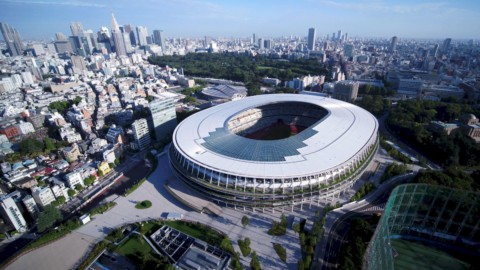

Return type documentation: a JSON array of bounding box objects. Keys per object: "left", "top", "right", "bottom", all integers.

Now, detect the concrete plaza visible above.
[{"left": 6, "top": 153, "right": 303, "bottom": 270}]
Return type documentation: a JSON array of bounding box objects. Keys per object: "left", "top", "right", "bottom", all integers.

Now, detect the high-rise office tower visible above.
[
  {"left": 264, "top": 39, "right": 272, "bottom": 49},
  {"left": 123, "top": 32, "right": 133, "bottom": 52},
  {"left": 344, "top": 33, "right": 348, "bottom": 41},
  {"left": 344, "top": 44, "right": 354, "bottom": 58},
  {"left": 0, "top": 193, "right": 27, "bottom": 232},
  {"left": 443, "top": 38, "right": 452, "bottom": 53},
  {"left": 307, "top": 27, "right": 316, "bottom": 51},
  {"left": 149, "top": 97, "right": 177, "bottom": 141},
  {"left": 55, "top": 32, "right": 68, "bottom": 41},
  {"left": 258, "top": 38, "right": 264, "bottom": 49},
  {"left": 332, "top": 32, "right": 336, "bottom": 40},
  {"left": 70, "top": 22, "right": 84, "bottom": 37},
  {"left": 121, "top": 24, "right": 136, "bottom": 46},
  {"left": 432, "top": 44, "right": 439, "bottom": 57},
  {"left": 252, "top": 33, "right": 256, "bottom": 46},
  {"left": 337, "top": 30, "right": 342, "bottom": 41},
  {"left": 136, "top": 26, "right": 148, "bottom": 46},
  {"left": 0, "top": 22, "right": 24, "bottom": 56},
  {"left": 390, "top": 36, "right": 398, "bottom": 52},
  {"left": 153, "top": 30, "right": 166, "bottom": 51},
  {"left": 110, "top": 13, "right": 127, "bottom": 56}
]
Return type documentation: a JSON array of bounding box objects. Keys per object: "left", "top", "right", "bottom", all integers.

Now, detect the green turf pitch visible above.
[{"left": 391, "top": 239, "right": 470, "bottom": 270}]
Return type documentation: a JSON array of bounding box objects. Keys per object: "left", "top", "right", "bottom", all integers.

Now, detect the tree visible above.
[
  {"left": 73, "top": 96, "right": 82, "bottom": 105},
  {"left": 241, "top": 215, "right": 249, "bottom": 227},
  {"left": 250, "top": 251, "right": 261, "bottom": 270},
  {"left": 114, "top": 158, "right": 120, "bottom": 166},
  {"left": 56, "top": 196, "right": 66, "bottom": 204},
  {"left": 109, "top": 163, "right": 115, "bottom": 169},
  {"left": 38, "top": 204, "right": 62, "bottom": 232},
  {"left": 19, "top": 138, "right": 44, "bottom": 156},
  {"left": 75, "top": 184, "right": 83, "bottom": 191},
  {"left": 44, "top": 137, "right": 56, "bottom": 152},
  {"left": 98, "top": 170, "right": 104, "bottom": 177},
  {"left": 84, "top": 176, "right": 95, "bottom": 186},
  {"left": 293, "top": 223, "right": 301, "bottom": 234},
  {"left": 67, "top": 189, "right": 76, "bottom": 197}
]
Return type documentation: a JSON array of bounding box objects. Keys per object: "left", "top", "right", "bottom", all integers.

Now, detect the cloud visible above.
[{"left": 0, "top": 0, "right": 106, "bottom": 8}]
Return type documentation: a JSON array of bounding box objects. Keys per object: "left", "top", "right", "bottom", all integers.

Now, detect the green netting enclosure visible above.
[{"left": 363, "top": 184, "right": 480, "bottom": 270}]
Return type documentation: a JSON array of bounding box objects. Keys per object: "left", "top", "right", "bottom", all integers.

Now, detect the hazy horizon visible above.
[{"left": 1, "top": 0, "right": 479, "bottom": 40}]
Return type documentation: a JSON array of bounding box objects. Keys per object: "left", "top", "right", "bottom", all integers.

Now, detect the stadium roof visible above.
[{"left": 173, "top": 94, "right": 378, "bottom": 178}]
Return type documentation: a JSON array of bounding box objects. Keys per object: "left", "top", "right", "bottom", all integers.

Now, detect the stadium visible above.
[
  {"left": 169, "top": 94, "right": 379, "bottom": 208},
  {"left": 363, "top": 184, "right": 479, "bottom": 270}
]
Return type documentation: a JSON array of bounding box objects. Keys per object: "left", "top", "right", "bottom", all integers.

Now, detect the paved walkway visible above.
[{"left": 6, "top": 153, "right": 301, "bottom": 270}]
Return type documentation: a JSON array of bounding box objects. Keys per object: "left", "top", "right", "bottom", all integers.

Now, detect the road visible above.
[
  {"left": 315, "top": 172, "right": 417, "bottom": 269},
  {"left": 62, "top": 149, "right": 148, "bottom": 214}
]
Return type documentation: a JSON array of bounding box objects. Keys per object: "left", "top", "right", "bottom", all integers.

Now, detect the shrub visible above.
[{"left": 273, "top": 243, "right": 287, "bottom": 263}]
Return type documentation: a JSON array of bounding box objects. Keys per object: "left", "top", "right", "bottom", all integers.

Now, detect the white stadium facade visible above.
[{"left": 170, "top": 94, "right": 379, "bottom": 209}]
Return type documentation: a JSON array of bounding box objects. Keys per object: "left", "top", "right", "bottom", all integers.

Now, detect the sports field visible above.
[
  {"left": 245, "top": 122, "right": 306, "bottom": 140},
  {"left": 391, "top": 239, "right": 471, "bottom": 270}
]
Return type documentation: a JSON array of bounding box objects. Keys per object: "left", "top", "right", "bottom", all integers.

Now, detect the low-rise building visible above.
[
  {"left": 132, "top": 118, "right": 151, "bottom": 150},
  {"left": 61, "top": 143, "right": 81, "bottom": 162},
  {"left": 334, "top": 80, "right": 359, "bottom": 102},
  {"left": 31, "top": 186, "right": 56, "bottom": 208},
  {"left": 97, "top": 161, "right": 111, "bottom": 176},
  {"left": 64, "top": 170, "right": 84, "bottom": 188},
  {"left": 22, "top": 195, "right": 39, "bottom": 219}
]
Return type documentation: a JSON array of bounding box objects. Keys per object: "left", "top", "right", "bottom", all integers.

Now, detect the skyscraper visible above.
[
  {"left": 443, "top": 38, "right": 452, "bottom": 53},
  {"left": 110, "top": 13, "right": 127, "bottom": 56},
  {"left": 70, "top": 22, "right": 84, "bottom": 37},
  {"left": 0, "top": 22, "right": 24, "bottom": 56},
  {"left": 136, "top": 26, "right": 148, "bottom": 46},
  {"left": 55, "top": 32, "right": 68, "bottom": 41},
  {"left": 252, "top": 33, "right": 256, "bottom": 46},
  {"left": 337, "top": 30, "right": 343, "bottom": 41},
  {"left": 153, "top": 30, "right": 166, "bottom": 51},
  {"left": 307, "top": 27, "right": 316, "bottom": 51},
  {"left": 258, "top": 38, "right": 264, "bottom": 49},
  {"left": 390, "top": 36, "right": 398, "bottom": 52},
  {"left": 432, "top": 43, "right": 439, "bottom": 57}
]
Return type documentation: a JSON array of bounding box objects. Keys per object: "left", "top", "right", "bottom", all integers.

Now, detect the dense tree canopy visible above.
[
  {"left": 387, "top": 100, "right": 480, "bottom": 167},
  {"left": 149, "top": 53, "right": 329, "bottom": 95},
  {"left": 414, "top": 168, "right": 478, "bottom": 191},
  {"left": 38, "top": 204, "right": 62, "bottom": 232}
]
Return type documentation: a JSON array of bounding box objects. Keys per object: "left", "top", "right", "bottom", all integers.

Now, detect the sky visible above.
[{"left": 0, "top": 0, "right": 479, "bottom": 40}]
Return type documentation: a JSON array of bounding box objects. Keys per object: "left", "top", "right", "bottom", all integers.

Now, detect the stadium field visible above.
[{"left": 391, "top": 239, "right": 470, "bottom": 270}]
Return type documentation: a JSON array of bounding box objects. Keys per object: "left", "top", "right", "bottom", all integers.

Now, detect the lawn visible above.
[
  {"left": 391, "top": 239, "right": 471, "bottom": 270},
  {"left": 164, "top": 221, "right": 224, "bottom": 246},
  {"left": 116, "top": 234, "right": 152, "bottom": 256}
]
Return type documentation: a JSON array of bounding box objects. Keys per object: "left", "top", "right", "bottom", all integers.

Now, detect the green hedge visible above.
[
  {"left": 273, "top": 243, "right": 287, "bottom": 263},
  {"left": 76, "top": 241, "right": 108, "bottom": 270},
  {"left": 237, "top": 237, "right": 251, "bottom": 257},
  {"left": 89, "top": 202, "right": 117, "bottom": 216}
]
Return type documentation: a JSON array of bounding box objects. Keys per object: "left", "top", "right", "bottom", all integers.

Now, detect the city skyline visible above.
[{"left": 0, "top": 0, "right": 479, "bottom": 40}]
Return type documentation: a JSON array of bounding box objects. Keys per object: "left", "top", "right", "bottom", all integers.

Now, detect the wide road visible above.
[{"left": 5, "top": 153, "right": 300, "bottom": 270}]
